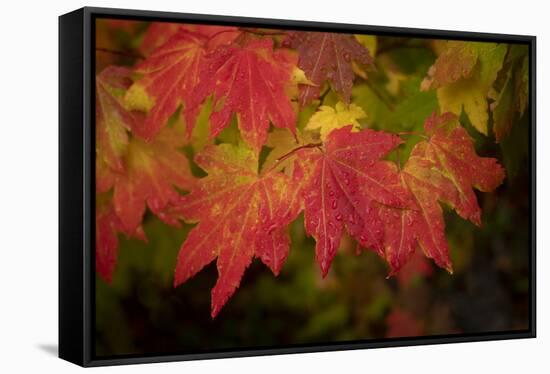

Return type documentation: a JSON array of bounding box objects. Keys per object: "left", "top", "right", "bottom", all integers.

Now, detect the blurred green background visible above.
[{"left": 95, "top": 19, "right": 531, "bottom": 357}]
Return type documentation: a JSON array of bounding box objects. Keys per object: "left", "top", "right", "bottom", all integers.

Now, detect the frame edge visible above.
[
  {"left": 62, "top": 6, "right": 536, "bottom": 367},
  {"left": 58, "top": 7, "right": 86, "bottom": 367}
]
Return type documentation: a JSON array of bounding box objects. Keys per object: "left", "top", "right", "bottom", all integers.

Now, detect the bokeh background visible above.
[{"left": 95, "top": 19, "right": 531, "bottom": 357}]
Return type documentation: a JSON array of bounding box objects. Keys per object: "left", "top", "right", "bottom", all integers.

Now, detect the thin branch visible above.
[
  {"left": 364, "top": 79, "right": 396, "bottom": 111},
  {"left": 318, "top": 86, "right": 332, "bottom": 105},
  {"left": 95, "top": 47, "right": 144, "bottom": 60},
  {"left": 241, "top": 28, "right": 288, "bottom": 37},
  {"left": 397, "top": 131, "right": 429, "bottom": 140},
  {"left": 264, "top": 142, "right": 323, "bottom": 174},
  {"left": 396, "top": 147, "right": 401, "bottom": 171}
]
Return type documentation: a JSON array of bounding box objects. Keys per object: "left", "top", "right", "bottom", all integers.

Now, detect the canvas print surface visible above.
[{"left": 94, "top": 17, "right": 531, "bottom": 358}]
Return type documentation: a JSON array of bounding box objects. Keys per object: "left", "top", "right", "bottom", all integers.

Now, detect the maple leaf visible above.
[
  {"left": 380, "top": 112, "right": 505, "bottom": 274},
  {"left": 171, "top": 144, "right": 302, "bottom": 317},
  {"left": 286, "top": 31, "right": 373, "bottom": 105},
  {"left": 296, "top": 126, "right": 411, "bottom": 276},
  {"left": 96, "top": 97, "right": 193, "bottom": 283},
  {"left": 112, "top": 123, "right": 195, "bottom": 235},
  {"left": 422, "top": 41, "right": 507, "bottom": 135},
  {"left": 386, "top": 166, "right": 457, "bottom": 272},
  {"left": 96, "top": 66, "right": 139, "bottom": 191},
  {"left": 418, "top": 112, "right": 506, "bottom": 224},
  {"left": 491, "top": 46, "right": 529, "bottom": 142},
  {"left": 126, "top": 27, "right": 239, "bottom": 140},
  {"left": 420, "top": 41, "right": 479, "bottom": 90},
  {"left": 305, "top": 101, "right": 366, "bottom": 140},
  {"left": 191, "top": 38, "right": 297, "bottom": 154},
  {"left": 95, "top": 65, "right": 195, "bottom": 235}
]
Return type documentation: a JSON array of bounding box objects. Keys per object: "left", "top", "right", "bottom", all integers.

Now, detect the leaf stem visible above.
[
  {"left": 397, "top": 131, "right": 428, "bottom": 140},
  {"left": 264, "top": 142, "right": 322, "bottom": 174},
  {"left": 318, "top": 86, "right": 332, "bottom": 105}
]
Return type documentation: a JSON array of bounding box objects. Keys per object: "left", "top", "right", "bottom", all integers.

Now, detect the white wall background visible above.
[{"left": 0, "top": 0, "right": 547, "bottom": 372}]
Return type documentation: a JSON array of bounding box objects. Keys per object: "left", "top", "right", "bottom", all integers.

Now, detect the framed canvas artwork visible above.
[{"left": 59, "top": 6, "right": 536, "bottom": 367}]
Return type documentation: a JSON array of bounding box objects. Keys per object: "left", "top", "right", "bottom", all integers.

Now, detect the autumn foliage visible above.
[{"left": 95, "top": 20, "right": 526, "bottom": 317}]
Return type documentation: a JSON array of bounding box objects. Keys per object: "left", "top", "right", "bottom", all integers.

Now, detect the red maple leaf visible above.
[
  {"left": 129, "top": 27, "right": 240, "bottom": 140},
  {"left": 296, "top": 126, "right": 411, "bottom": 276},
  {"left": 377, "top": 161, "right": 459, "bottom": 273},
  {"left": 379, "top": 112, "right": 505, "bottom": 274},
  {"left": 191, "top": 38, "right": 298, "bottom": 154},
  {"left": 420, "top": 112, "right": 506, "bottom": 225},
  {"left": 96, "top": 64, "right": 195, "bottom": 237},
  {"left": 112, "top": 124, "right": 195, "bottom": 236},
  {"left": 170, "top": 144, "right": 302, "bottom": 317},
  {"left": 95, "top": 66, "right": 196, "bottom": 281},
  {"left": 286, "top": 31, "right": 373, "bottom": 105}
]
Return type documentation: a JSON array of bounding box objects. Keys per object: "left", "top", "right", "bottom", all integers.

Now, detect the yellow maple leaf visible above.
[
  {"left": 305, "top": 101, "right": 366, "bottom": 140},
  {"left": 438, "top": 75, "right": 489, "bottom": 134},
  {"left": 424, "top": 42, "right": 507, "bottom": 135}
]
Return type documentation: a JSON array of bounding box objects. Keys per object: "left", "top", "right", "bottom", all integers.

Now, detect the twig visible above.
[
  {"left": 95, "top": 47, "right": 144, "bottom": 60},
  {"left": 318, "top": 86, "right": 332, "bottom": 105},
  {"left": 365, "top": 79, "right": 395, "bottom": 111},
  {"left": 242, "top": 28, "right": 288, "bottom": 37},
  {"left": 397, "top": 131, "right": 428, "bottom": 140},
  {"left": 264, "top": 142, "right": 323, "bottom": 174},
  {"left": 396, "top": 147, "right": 401, "bottom": 170}
]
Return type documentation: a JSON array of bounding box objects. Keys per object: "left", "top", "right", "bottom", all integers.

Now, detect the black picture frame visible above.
[{"left": 59, "top": 6, "right": 537, "bottom": 367}]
